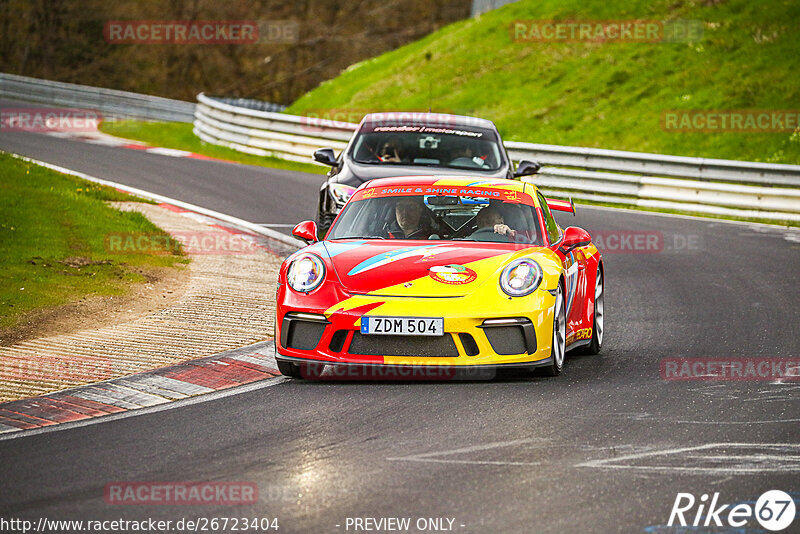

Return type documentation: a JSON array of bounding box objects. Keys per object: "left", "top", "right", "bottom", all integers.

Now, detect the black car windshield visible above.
[
  {"left": 328, "top": 192, "right": 543, "bottom": 246},
  {"left": 350, "top": 124, "right": 504, "bottom": 171}
]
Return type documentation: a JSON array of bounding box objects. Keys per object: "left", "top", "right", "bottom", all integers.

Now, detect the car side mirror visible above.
[
  {"left": 513, "top": 160, "right": 541, "bottom": 178},
  {"left": 313, "top": 148, "right": 338, "bottom": 167},
  {"left": 293, "top": 221, "right": 318, "bottom": 244},
  {"left": 560, "top": 226, "right": 591, "bottom": 252}
]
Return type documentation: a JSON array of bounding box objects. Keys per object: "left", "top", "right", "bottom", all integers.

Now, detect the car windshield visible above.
[
  {"left": 328, "top": 188, "right": 543, "bottom": 245},
  {"left": 350, "top": 124, "right": 504, "bottom": 171}
]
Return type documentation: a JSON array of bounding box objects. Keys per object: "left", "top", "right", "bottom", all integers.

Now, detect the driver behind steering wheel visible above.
[{"left": 472, "top": 206, "right": 517, "bottom": 241}]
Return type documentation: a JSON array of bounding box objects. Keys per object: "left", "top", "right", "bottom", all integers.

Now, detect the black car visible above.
[{"left": 312, "top": 112, "right": 540, "bottom": 236}]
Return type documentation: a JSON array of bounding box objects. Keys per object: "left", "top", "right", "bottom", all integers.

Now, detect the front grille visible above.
[
  {"left": 348, "top": 333, "right": 459, "bottom": 357},
  {"left": 484, "top": 326, "right": 528, "bottom": 355}
]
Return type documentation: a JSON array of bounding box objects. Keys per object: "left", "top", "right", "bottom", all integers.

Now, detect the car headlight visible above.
[
  {"left": 500, "top": 259, "right": 542, "bottom": 297},
  {"left": 287, "top": 253, "right": 326, "bottom": 292},
  {"left": 329, "top": 183, "right": 357, "bottom": 206}
]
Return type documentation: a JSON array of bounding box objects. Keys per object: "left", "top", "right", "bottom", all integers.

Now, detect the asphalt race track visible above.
[{"left": 1, "top": 116, "right": 799, "bottom": 533}]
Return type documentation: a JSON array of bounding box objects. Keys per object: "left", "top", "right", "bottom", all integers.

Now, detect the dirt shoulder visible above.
[
  {"left": 0, "top": 202, "right": 283, "bottom": 402},
  {"left": 1, "top": 264, "right": 189, "bottom": 346}
]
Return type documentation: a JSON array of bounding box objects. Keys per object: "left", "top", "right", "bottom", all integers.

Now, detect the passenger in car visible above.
[
  {"left": 387, "top": 197, "right": 433, "bottom": 239},
  {"left": 378, "top": 136, "right": 405, "bottom": 163}
]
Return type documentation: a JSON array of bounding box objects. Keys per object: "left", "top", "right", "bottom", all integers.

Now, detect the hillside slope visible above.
[{"left": 286, "top": 0, "right": 800, "bottom": 164}]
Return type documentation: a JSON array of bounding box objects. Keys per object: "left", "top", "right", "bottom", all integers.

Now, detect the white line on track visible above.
[
  {"left": 577, "top": 443, "right": 800, "bottom": 474},
  {"left": 388, "top": 438, "right": 546, "bottom": 466}
]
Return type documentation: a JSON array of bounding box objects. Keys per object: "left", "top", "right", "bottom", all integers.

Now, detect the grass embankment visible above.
[
  {"left": 286, "top": 0, "right": 800, "bottom": 165},
  {"left": 0, "top": 153, "right": 188, "bottom": 334},
  {"left": 99, "top": 120, "right": 327, "bottom": 175}
]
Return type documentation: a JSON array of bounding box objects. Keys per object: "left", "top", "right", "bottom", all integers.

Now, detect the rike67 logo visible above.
[{"left": 668, "top": 490, "right": 796, "bottom": 531}]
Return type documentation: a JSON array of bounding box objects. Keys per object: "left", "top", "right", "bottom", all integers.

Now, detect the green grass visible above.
[
  {"left": 99, "top": 120, "right": 327, "bottom": 175},
  {"left": 286, "top": 0, "right": 800, "bottom": 165},
  {"left": 0, "top": 153, "right": 188, "bottom": 332}
]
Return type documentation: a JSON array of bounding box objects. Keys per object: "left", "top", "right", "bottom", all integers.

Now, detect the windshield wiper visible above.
[{"left": 333, "top": 235, "right": 386, "bottom": 240}]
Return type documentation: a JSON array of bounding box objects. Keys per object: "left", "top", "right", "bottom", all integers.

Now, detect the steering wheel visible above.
[{"left": 467, "top": 228, "right": 512, "bottom": 243}]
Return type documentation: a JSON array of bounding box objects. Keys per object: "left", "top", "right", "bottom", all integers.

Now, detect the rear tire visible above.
[
  {"left": 582, "top": 268, "right": 604, "bottom": 355},
  {"left": 277, "top": 359, "right": 302, "bottom": 378},
  {"left": 538, "top": 281, "right": 566, "bottom": 377}
]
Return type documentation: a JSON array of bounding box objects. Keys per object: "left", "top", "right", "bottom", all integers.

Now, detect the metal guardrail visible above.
[
  {"left": 210, "top": 96, "right": 286, "bottom": 114},
  {"left": 194, "top": 93, "right": 800, "bottom": 222},
  {"left": 0, "top": 72, "right": 195, "bottom": 122},
  {"left": 194, "top": 93, "right": 353, "bottom": 163}
]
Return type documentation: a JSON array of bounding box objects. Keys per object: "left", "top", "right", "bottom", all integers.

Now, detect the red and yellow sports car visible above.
[{"left": 275, "top": 176, "right": 603, "bottom": 379}]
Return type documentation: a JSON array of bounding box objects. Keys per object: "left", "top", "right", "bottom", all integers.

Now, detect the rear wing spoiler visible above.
[{"left": 546, "top": 197, "right": 576, "bottom": 216}]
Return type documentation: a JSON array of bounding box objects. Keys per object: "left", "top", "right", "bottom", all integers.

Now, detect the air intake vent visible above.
[
  {"left": 459, "top": 333, "right": 480, "bottom": 356},
  {"left": 329, "top": 330, "right": 348, "bottom": 352},
  {"left": 282, "top": 315, "right": 327, "bottom": 351},
  {"left": 479, "top": 318, "right": 536, "bottom": 355}
]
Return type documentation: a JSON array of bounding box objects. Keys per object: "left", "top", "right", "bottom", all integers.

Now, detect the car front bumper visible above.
[{"left": 275, "top": 284, "right": 557, "bottom": 368}]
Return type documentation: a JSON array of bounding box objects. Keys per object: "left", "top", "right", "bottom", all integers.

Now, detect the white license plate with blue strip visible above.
[{"left": 360, "top": 316, "right": 444, "bottom": 336}]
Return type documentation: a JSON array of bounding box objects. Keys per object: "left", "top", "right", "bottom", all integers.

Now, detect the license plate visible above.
[{"left": 360, "top": 316, "right": 444, "bottom": 336}]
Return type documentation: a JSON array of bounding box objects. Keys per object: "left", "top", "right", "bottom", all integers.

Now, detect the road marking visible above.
[
  {"left": 672, "top": 418, "right": 800, "bottom": 424},
  {"left": 145, "top": 147, "right": 193, "bottom": 157},
  {"left": 577, "top": 443, "right": 800, "bottom": 474},
  {"left": 388, "top": 438, "right": 546, "bottom": 466}
]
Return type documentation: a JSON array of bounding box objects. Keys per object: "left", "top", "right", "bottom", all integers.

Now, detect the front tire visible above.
[
  {"left": 277, "top": 359, "right": 303, "bottom": 378},
  {"left": 316, "top": 210, "right": 334, "bottom": 240},
  {"left": 539, "top": 281, "right": 566, "bottom": 377}
]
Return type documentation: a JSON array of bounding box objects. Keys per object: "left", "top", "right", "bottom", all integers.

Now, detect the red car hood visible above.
[{"left": 320, "top": 240, "right": 530, "bottom": 297}]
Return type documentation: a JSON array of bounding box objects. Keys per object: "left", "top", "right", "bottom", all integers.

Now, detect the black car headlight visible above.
[
  {"left": 329, "top": 183, "right": 357, "bottom": 206},
  {"left": 287, "top": 253, "right": 326, "bottom": 293},
  {"left": 499, "top": 259, "right": 542, "bottom": 297}
]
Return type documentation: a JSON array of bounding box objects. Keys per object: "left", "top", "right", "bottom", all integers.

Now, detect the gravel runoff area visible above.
[{"left": 0, "top": 202, "right": 282, "bottom": 402}]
